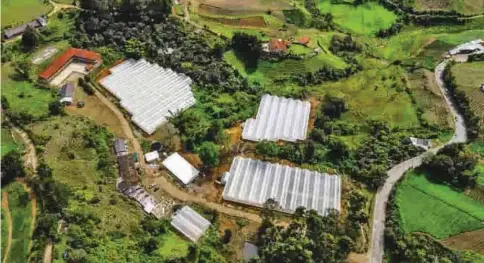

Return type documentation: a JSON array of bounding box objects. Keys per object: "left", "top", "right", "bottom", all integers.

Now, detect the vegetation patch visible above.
[
  {"left": 197, "top": 14, "right": 267, "bottom": 27},
  {"left": 396, "top": 171, "right": 484, "bottom": 239},
  {"left": 1, "top": 128, "right": 23, "bottom": 158},
  {"left": 1, "top": 208, "right": 9, "bottom": 261},
  {"left": 4, "top": 182, "right": 33, "bottom": 263},
  {"left": 1, "top": 0, "right": 51, "bottom": 26},
  {"left": 317, "top": 0, "right": 397, "bottom": 35},
  {"left": 414, "top": 0, "right": 484, "bottom": 15}
]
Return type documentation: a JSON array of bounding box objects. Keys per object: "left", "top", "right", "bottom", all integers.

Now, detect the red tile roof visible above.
[
  {"left": 39, "top": 48, "right": 102, "bottom": 80},
  {"left": 297, "top": 36, "right": 311, "bottom": 45},
  {"left": 268, "top": 39, "right": 289, "bottom": 53}
]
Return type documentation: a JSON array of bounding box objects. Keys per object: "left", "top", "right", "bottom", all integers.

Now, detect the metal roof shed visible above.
[
  {"left": 171, "top": 206, "right": 211, "bottom": 242},
  {"left": 144, "top": 151, "right": 160, "bottom": 163},
  {"left": 162, "top": 153, "right": 199, "bottom": 185}
]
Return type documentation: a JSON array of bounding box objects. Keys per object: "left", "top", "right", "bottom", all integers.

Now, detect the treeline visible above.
[
  {"left": 252, "top": 200, "right": 355, "bottom": 263},
  {"left": 304, "top": 0, "right": 336, "bottom": 31},
  {"left": 385, "top": 186, "right": 459, "bottom": 263},
  {"left": 468, "top": 52, "right": 484, "bottom": 62},
  {"left": 442, "top": 62, "right": 480, "bottom": 138},
  {"left": 423, "top": 143, "right": 479, "bottom": 189}
]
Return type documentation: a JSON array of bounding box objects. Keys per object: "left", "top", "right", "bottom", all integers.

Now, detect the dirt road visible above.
[
  {"left": 2, "top": 192, "right": 13, "bottom": 263},
  {"left": 367, "top": 58, "right": 467, "bottom": 263},
  {"left": 9, "top": 124, "right": 38, "bottom": 175}
]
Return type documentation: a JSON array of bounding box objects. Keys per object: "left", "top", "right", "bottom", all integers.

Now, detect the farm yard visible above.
[
  {"left": 396, "top": 171, "right": 484, "bottom": 239},
  {"left": 1, "top": 0, "right": 51, "bottom": 26}
]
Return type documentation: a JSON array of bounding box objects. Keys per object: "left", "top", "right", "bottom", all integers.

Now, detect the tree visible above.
[
  {"left": 37, "top": 162, "right": 53, "bottom": 178},
  {"left": 197, "top": 142, "right": 220, "bottom": 167},
  {"left": 256, "top": 140, "right": 279, "bottom": 158},
  {"left": 13, "top": 60, "right": 33, "bottom": 81},
  {"left": 49, "top": 101, "right": 64, "bottom": 116},
  {"left": 231, "top": 32, "right": 261, "bottom": 68},
  {"left": 21, "top": 26, "right": 42, "bottom": 50},
  {"left": 1, "top": 150, "right": 25, "bottom": 184},
  {"left": 140, "top": 237, "right": 159, "bottom": 254},
  {"left": 1, "top": 95, "right": 9, "bottom": 109},
  {"left": 222, "top": 229, "right": 232, "bottom": 243},
  {"left": 125, "top": 38, "right": 146, "bottom": 59}
]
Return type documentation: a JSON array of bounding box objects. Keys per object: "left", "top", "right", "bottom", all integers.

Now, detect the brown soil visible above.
[
  {"left": 197, "top": 0, "right": 291, "bottom": 12},
  {"left": 2, "top": 192, "right": 13, "bottom": 263},
  {"left": 440, "top": 229, "right": 484, "bottom": 254},
  {"left": 199, "top": 14, "right": 266, "bottom": 27},
  {"left": 346, "top": 253, "right": 369, "bottom": 263}
]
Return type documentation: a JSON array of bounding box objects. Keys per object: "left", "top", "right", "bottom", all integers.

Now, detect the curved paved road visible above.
[{"left": 368, "top": 59, "right": 467, "bottom": 263}]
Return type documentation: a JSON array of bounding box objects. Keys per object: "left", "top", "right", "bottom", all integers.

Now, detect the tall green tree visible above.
[
  {"left": 1, "top": 150, "right": 25, "bottom": 184},
  {"left": 197, "top": 142, "right": 220, "bottom": 167}
]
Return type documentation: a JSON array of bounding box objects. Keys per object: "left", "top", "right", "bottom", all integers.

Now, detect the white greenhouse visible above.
[
  {"left": 99, "top": 59, "right": 196, "bottom": 134},
  {"left": 171, "top": 206, "right": 211, "bottom": 242},
  {"left": 222, "top": 157, "right": 341, "bottom": 215},
  {"left": 242, "top": 94, "right": 311, "bottom": 142}
]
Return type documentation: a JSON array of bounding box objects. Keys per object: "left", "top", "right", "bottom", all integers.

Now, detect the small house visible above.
[
  {"left": 3, "top": 15, "right": 47, "bottom": 39},
  {"left": 263, "top": 39, "right": 291, "bottom": 53},
  {"left": 59, "top": 82, "right": 75, "bottom": 105},
  {"left": 162, "top": 152, "right": 200, "bottom": 185},
  {"left": 145, "top": 151, "right": 160, "bottom": 163},
  {"left": 114, "top": 138, "right": 127, "bottom": 156}
]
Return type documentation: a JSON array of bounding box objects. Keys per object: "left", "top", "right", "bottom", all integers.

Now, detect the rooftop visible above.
[
  {"left": 297, "top": 36, "right": 311, "bottom": 45},
  {"left": 3, "top": 16, "right": 47, "bottom": 39},
  {"left": 162, "top": 153, "right": 199, "bottom": 185},
  {"left": 39, "top": 48, "right": 102, "bottom": 80},
  {"left": 171, "top": 206, "right": 211, "bottom": 242},
  {"left": 268, "top": 39, "right": 290, "bottom": 53},
  {"left": 59, "top": 82, "right": 75, "bottom": 98}
]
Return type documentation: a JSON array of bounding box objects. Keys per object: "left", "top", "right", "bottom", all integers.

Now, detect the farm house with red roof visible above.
[{"left": 39, "top": 48, "right": 102, "bottom": 86}]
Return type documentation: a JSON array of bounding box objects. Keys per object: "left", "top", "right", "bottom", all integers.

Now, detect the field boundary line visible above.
[{"left": 407, "top": 184, "right": 483, "bottom": 221}]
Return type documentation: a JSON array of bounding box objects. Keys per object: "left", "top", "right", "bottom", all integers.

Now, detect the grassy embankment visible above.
[
  {"left": 2, "top": 182, "right": 34, "bottom": 263},
  {"left": 317, "top": 0, "right": 397, "bottom": 35},
  {"left": 396, "top": 171, "right": 484, "bottom": 239},
  {"left": 451, "top": 61, "right": 484, "bottom": 128},
  {"left": 1, "top": 0, "right": 51, "bottom": 26}
]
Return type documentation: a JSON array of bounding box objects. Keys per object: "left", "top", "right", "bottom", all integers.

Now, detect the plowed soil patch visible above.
[{"left": 440, "top": 229, "right": 484, "bottom": 254}]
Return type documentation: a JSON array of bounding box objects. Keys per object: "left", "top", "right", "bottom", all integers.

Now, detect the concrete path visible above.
[{"left": 368, "top": 59, "right": 467, "bottom": 263}]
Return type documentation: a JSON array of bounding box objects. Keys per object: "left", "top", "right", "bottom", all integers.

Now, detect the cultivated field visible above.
[
  {"left": 397, "top": 171, "right": 484, "bottom": 239},
  {"left": 441, "top": 228, "right": 484, "bottom": 254},
  {"left": 1, "top": 0, "right": 51, "bottom": 26},
  {"left": 3, "top": 182, "right": 34, "bottom": 263},
  {"left": 414, "top": 0, "right": 484, "bottom": 15},
  {"left": 451, "top": 61, "right": 484, "bottom": 128},
  {"left": 317, "top": 0, "right": 397, "bottom": 35}
]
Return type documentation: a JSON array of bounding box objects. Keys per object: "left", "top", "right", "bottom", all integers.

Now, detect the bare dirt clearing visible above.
[{"left": 440, "top": 229, "right": 484, "bottom": 254}]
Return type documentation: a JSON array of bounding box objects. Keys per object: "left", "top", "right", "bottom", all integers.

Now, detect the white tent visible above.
[{"left": 162, "top": 153, "right": 199, "bottom": 185}]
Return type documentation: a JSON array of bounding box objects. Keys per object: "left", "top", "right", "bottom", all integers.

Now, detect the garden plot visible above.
[
  {"left": 242, "top": 94, "right": 310, "bottom": 142},
  {"left": 223, "top": 157, "right": 341, "bottom": 215},
  {"left": 99, "top": 59, "right": 196, "bottom": 134}
]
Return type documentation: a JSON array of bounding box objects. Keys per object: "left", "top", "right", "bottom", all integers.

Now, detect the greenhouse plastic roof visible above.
[
  {"left": 222, "top": 157, "right": 341, "bottom": 215},
  {"left": 99, "top": 59, "right": 195, "bottom": 134},
  {"left": 162, "top": 153, "right": 199, "bottom": 185},
  {"left": 242, "top": 94, "right": 310, "bottom": 142},
  {"left": 171, "top": 206, "right": 211, "bottom": 242}
]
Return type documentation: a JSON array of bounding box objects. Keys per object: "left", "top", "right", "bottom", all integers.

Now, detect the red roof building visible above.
[
  {"left": 297, "top": 36, "right": 311, "bottom": 46},
  {"left": 268, "top": 39, "right": 291, "bottom": 53},
  {"left": 39, "top": 48, "right": 102, "bottom": 81}
]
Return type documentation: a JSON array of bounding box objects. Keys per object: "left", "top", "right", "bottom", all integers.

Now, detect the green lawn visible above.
[
  {"left": 4, "top": 182, "right": 33, "bottom": 263},
  {"left": 1, "top": 128, "right": 23, "bottom": 158},
  {"left": 396, "top": 171, "right": 484, "bottom": 239},
  {"left": 1, "top": 63, "right": 56, "bottom": 119},
  {"left": 156, "top": 230, "right": 189, "bottom": 258},
  {"left": 308, "top": 64, "right": 420, "bottom": 128},
  {"left": 1, "top": 208, "right": 9, "bottom": 262},
  {"left": 1, "top": 0, "right": 51, "bottom": 26},
  {"left": 317, "top": 0, "right": 397, "bottom": 35}
]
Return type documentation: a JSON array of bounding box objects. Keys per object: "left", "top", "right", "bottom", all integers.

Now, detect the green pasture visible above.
[
  {"left": 452, "top": 61, "right": 484, "bottom": 91},
  {"left": 397, "top": 171, "right": 484, "bottom": 239},
  {"left": 4, "top": 182, "right": 33, "bottom": 263},
  {"left": 317, "top": 0, "right": 397, "bottom": 35},
  {"left": 414, "top": 0, "right": 484, "bottom": 15},
  {"left": 1, "top": 63, "right": 55, "bottom": 119},
  {"left": 308, "top": 65, "right": 420, "bottom": 128},
  {"left": 1, "top": 0, "right": 51, "bottom": 26},
  {"left": 1, "top": 209, "right": 9, "bottom": 262},
  {"left": 1, "top": 128, "right": 23, "bottom": 158},
  {"left": 156, "top": 230, "right": 189, "bottom": 258}
]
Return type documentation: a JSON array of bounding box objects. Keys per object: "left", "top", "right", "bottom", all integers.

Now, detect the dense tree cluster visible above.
[
  {"left": 329, "top": 34, "right": 361, "bottom": 54},
  {"left": 1, "top": 150, "right": 25, "bottom": 185},
  {"left": 423, "top": 143, "right": 479, "bottom": 188},
  {"left": 254, "top": 201, "right": 353, "bottom": 263},
  {"left": 231, "top": 32, "right": 262, "bottom": 68},
  {"left": 442, "top": 62, "right": 480, "bottom": 138},
  {"left": 305, "top": 0, "right": 335, "bottom": 31}
]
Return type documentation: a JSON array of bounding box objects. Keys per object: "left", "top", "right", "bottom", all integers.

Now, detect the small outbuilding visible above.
[
  {"left": 3, "top": 15, "right": 47, "bottom": 39},
  {"left": 59, "top": 82, "right": 75, "bottom": 105},
  {"left": 171, "top": 206, "right": 211, "bottom": 242},
  {"left": 145, "top": 151, "right": 160, "bottom": 163},
  {"left": 243, "top": 242, "right": 259, "bottom": 262},
  {"left": 162, "top": 152, "right": 200, "bottom": 185},
  {"left": 114, "top": 138, "right": 127, "bottom": 156}
]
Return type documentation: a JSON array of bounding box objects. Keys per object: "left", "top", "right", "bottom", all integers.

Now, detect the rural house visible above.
[
  {"left": 114, "top": 138, "right": 128, "bottom": 156},
  {"left": 3, "top": 15, "right": 47, "bottom": 39},
  {"left": 262, "top": 39, "right": 291, "bottom": 53},
  {"left": 59, "top": 82, "right": 75, "bottom": 105},
  {"left": 39, "top": 48, "right": 102, "bottom": 86},
  {"left": 297, "top": 36, "right": 311, "bottom": 46}
]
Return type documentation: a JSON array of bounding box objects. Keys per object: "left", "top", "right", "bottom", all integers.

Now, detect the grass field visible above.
[
  {"left": 414, "top": 0, "right": 484, "bottom": 15},
  {"left": 1, "top": 0, "right": 51, "bottom": 26},
  {"left": 317, "top": 0, "right": 397, "bottom": 35},
  {"left": 396, "top": 171, "right": 484, "bottom": 239},
  {"left": 1, "top": 63, "right": 56, "bottom": 119},
  {"left": 1, "top": 208, "right": 9, "bottom": 262},
  {"left": 451, "top": 61, "right": 484, "bottom": 129},
  {"left": 308, "top": 64, "right": 420, "bottom": 128},
  {"left": 1, "top": 128, "right": 24, "bottom": 158},
  {"left": 4, "top": 182, "right": 33, "bottom": 263}
]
